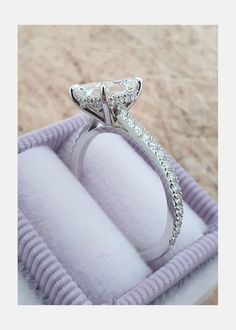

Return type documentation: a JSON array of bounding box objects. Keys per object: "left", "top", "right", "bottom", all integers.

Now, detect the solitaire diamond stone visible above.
[
  {"left": 105, "top": 78, "right": 139, "bottom": 96},
  {"left": 71, "top": 78, "right": 141, "bottom": 117},
  {"left": 73, "top": 82, "right": 101, "bottom": 100}
]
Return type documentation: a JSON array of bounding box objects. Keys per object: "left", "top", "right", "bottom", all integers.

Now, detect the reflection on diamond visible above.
[
  {"left": 71, "top": 78, "right": 141, "bottom": 114},
  {"left": 105, "top": 79, "right": 139, "bottom": 97},
  {"left": 74, "top": 82, "right": 101, "bottom": 100}
]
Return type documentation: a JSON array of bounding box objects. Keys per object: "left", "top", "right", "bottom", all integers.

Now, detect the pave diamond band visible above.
[
  {"left": 69, "top": 77, "right": 183, "bottom": 253},
  {"left": 117, "top": 110, "right": 183, "bottom": 246}
]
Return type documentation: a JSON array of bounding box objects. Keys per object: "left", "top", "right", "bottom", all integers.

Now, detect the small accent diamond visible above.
[
  {"left": 169, "top": 236, "right": 176, "bottom": 246},
  {"left": 176, "top": 206, "right": 184, "bottom": 217},
  {"left": 124, "top": 94, "right": 131, "bottom": 104},
  {"left": 148, "top": 140, "right": 158, "bottom": 149},
  {"left": 141, "top": 131, "right": 151, "bottom": 143},
  {"left": 134, "top": 125, "right": 143, "bottom": 136},
  {"left": 175, "top": 218, "right": 182, "bottom": 227},
  {"left": 126, "top": 117, "right": 136, "bottom": 127},
  {"left": 173, "top": 226, "right": 181, "bottom": 235}
]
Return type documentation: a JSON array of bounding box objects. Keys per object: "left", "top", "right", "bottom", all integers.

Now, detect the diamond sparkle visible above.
[
  {"left": 118, "top": 110, "right": 184, "bottom": 245},
  {"left": 71, "top": 78, "right": 141, "bottom": 114}
]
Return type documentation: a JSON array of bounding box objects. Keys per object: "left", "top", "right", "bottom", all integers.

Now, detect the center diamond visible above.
[
  {"left": 70, "top": 77, "right": 142, "bottom": 123},
  {"left": 105, "top": 78, "right": 139, "bottom": 96},
  {"left": 73, "top": 82, "right": 101, "bottom": 99}
]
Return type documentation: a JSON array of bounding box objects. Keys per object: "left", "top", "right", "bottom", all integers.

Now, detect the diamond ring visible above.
[{"left": 69, "top": 77, "right": 183, "bottom": 255}]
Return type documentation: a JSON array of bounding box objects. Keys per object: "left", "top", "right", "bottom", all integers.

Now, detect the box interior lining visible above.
[{"left": 18, "top": 114, "right": 218, "bottom": 305}]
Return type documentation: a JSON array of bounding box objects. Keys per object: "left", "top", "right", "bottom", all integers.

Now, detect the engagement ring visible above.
[{"left": 69, "top": 77, "right": 183, "bottom": 256}]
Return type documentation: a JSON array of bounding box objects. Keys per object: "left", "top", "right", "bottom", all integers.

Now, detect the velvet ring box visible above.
[{"left": 18, "top": 114, "right": 218, "bottom": 305}]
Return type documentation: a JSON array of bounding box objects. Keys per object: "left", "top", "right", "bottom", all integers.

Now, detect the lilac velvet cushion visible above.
[
  {"left": 18, "top": 145, "right": 152, "bottom": 304},
  {"left": 18, "top": 114, "right": 218, "bottom": 305},
  {"left": 58, "top": 128, "right": 208, "bottom": 268}
]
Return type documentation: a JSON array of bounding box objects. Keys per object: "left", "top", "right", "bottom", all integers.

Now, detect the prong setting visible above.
[{"left": 69, "top": 77, "right": 142, "bottom": 125}]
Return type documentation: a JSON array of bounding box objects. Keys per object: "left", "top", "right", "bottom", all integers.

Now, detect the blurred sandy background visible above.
[{"left": 18, "top": 25, "right": 218, "bottom": 304}]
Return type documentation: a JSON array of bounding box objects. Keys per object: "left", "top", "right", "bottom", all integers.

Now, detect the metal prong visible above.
[
  {"left": 69, "top": 84, "right": 79, "bottom": 100},
  {"left": 100, "top": 84, "right": 112, "bottom": 126},
  {"left": 100, "top": 84, "right": 106, "bottom": 103},
  {"left": 135, "top": 77, "right": 143, "bottom": 96}
]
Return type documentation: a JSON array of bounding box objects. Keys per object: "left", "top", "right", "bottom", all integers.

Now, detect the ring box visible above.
[{"left": 18, "top": 114, "right": 218, "bottom": 305}]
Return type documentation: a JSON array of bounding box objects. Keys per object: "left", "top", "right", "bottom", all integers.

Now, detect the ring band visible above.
[{"left": 69, "top": 77, "right": 183, "bottom": 254}]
